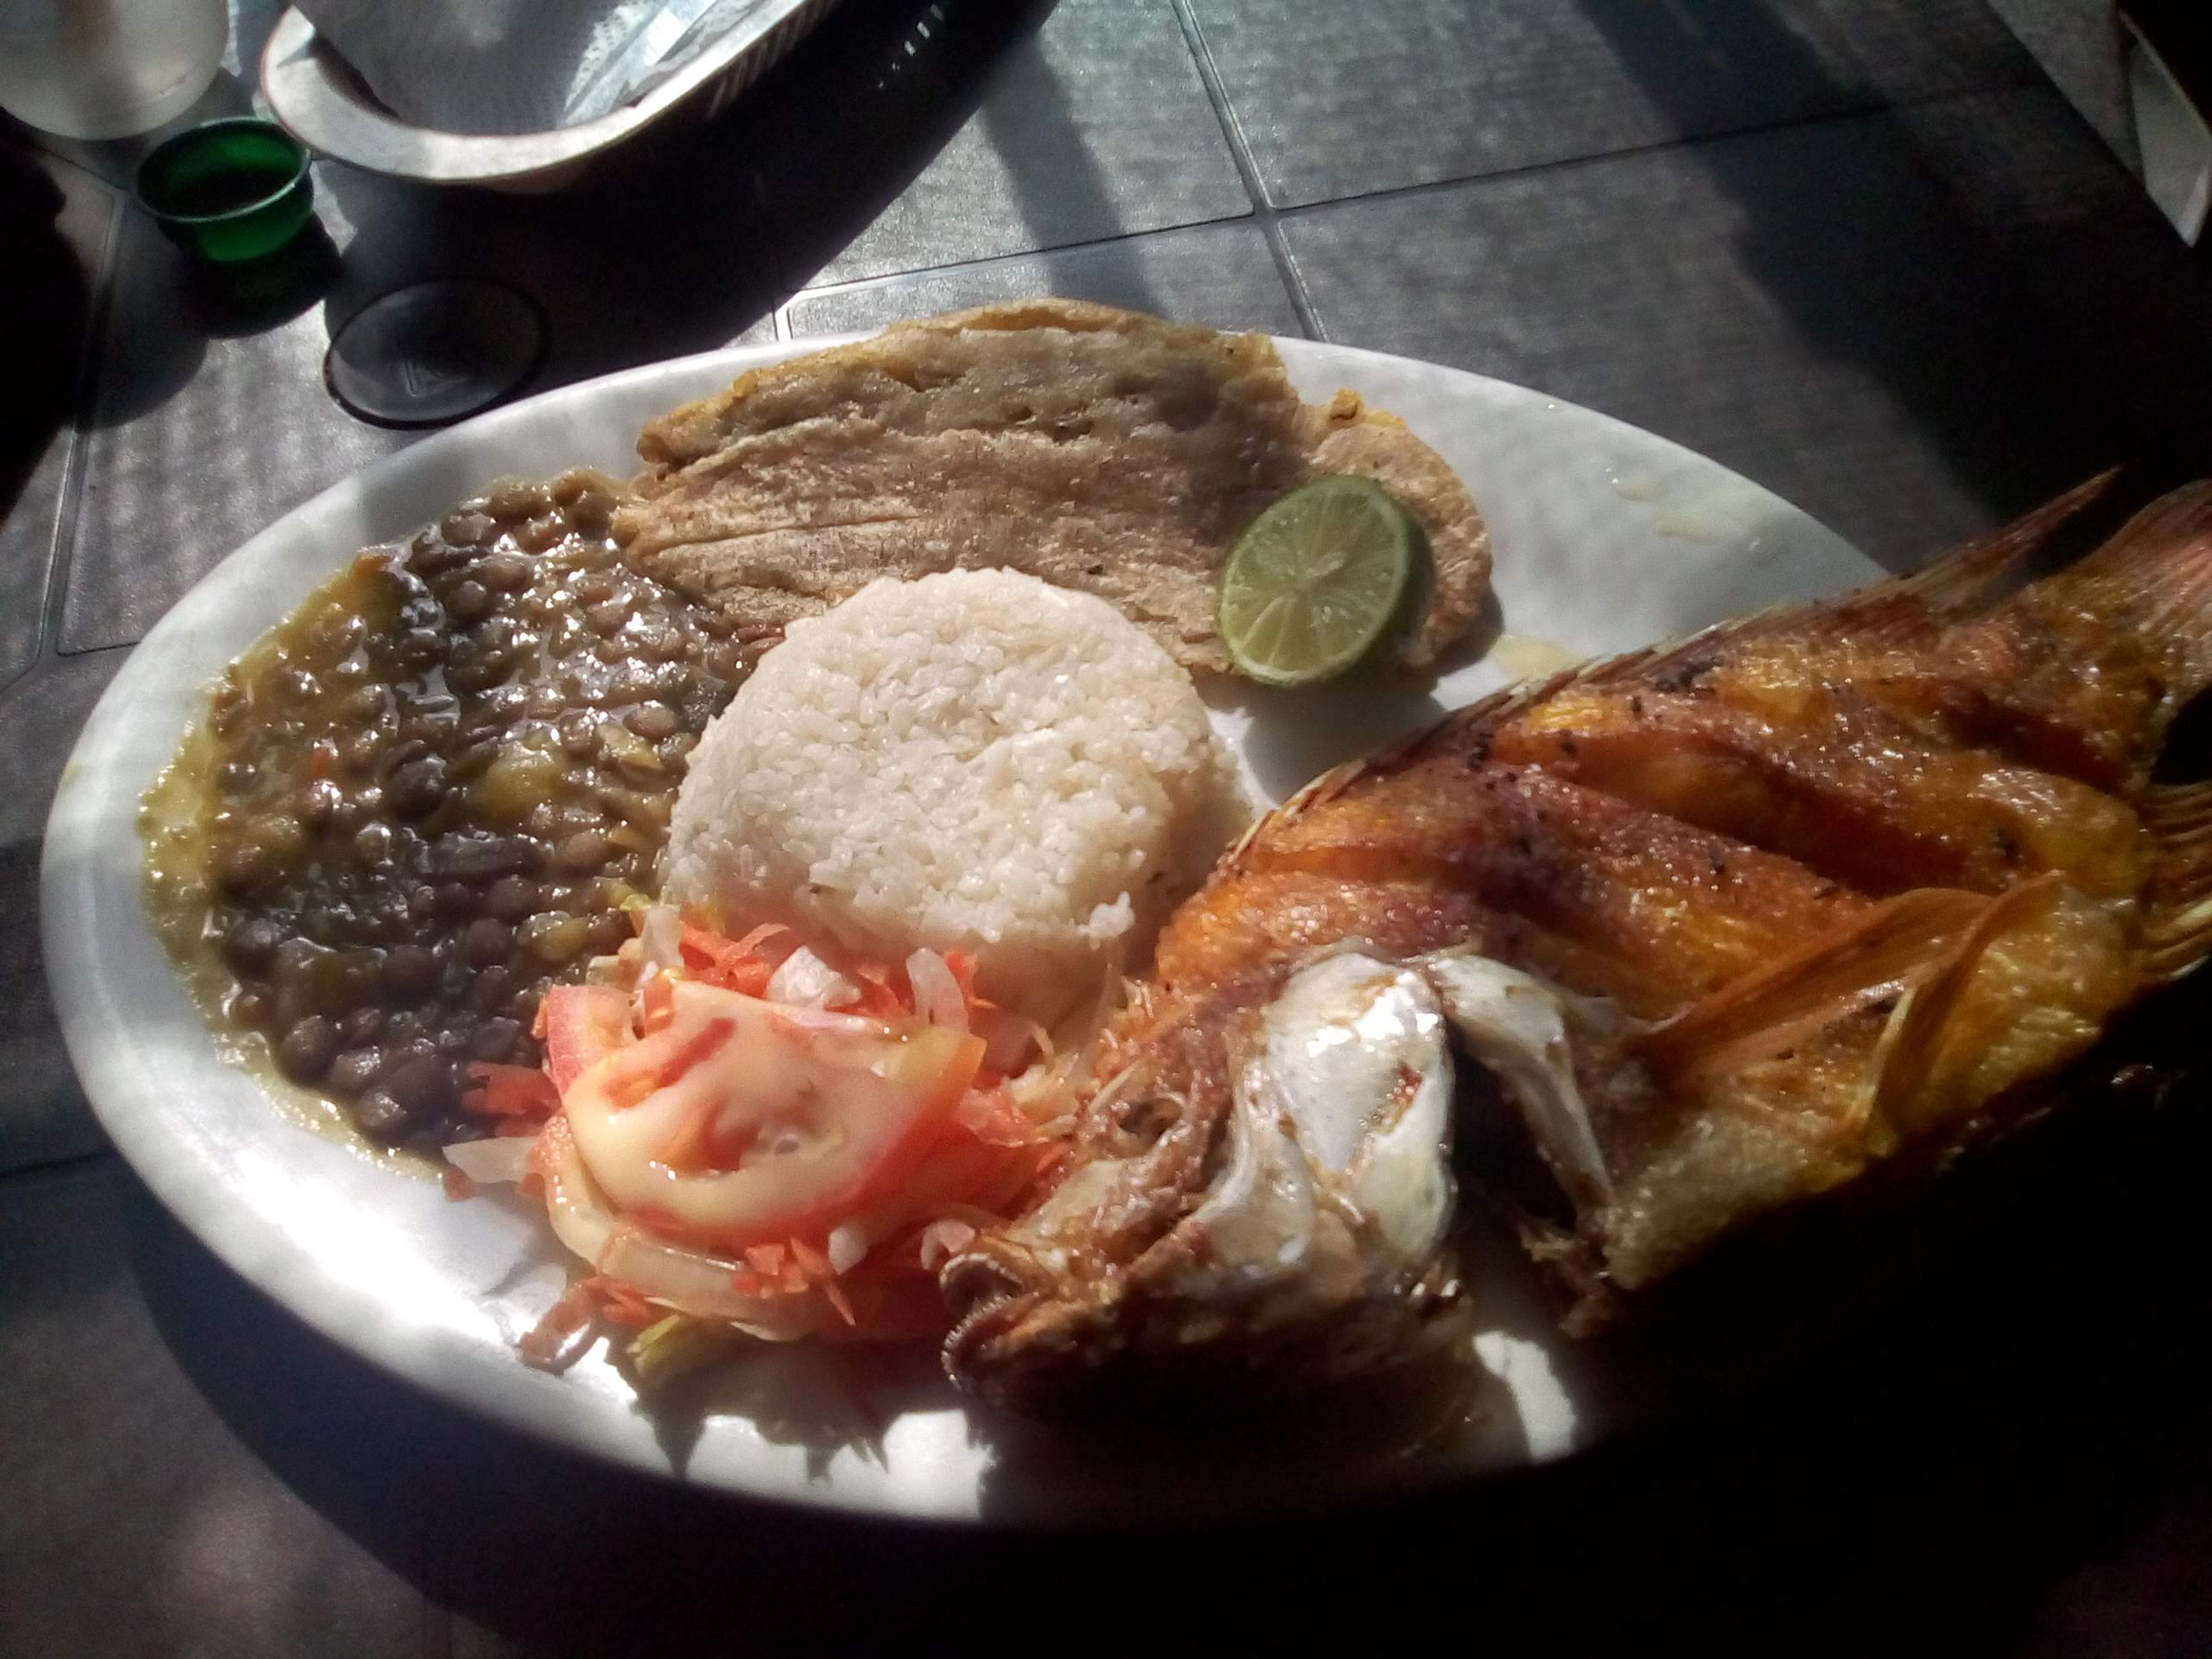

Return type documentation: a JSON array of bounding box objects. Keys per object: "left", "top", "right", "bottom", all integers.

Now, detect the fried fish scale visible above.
[{"left": 943, "top": 478, "right": 2212, "bottom": 1414}]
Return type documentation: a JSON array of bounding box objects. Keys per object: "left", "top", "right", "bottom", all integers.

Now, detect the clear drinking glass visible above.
[{"left": 0, "top": 0, "right": 229, "bottom": 141}]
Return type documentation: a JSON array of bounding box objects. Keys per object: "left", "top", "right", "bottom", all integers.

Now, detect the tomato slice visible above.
[
  {"left": 560, "top": 980, "right": 985, "bottom": 1251},
  {"left": 541, "top": 984, "right": 633, "bottom": 1093}
]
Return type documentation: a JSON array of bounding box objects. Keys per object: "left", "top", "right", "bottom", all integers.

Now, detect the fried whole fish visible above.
[
  {"left": 613, "top": 300, "right": 1491, "bottom": 676},
  {"left": 942, "top": 477, "right": 2212, "bottom": 1413}
]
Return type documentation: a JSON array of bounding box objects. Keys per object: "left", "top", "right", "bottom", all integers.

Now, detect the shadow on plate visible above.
[{"left": 116, "top": 969, "right": 2212, "bottom": 1654}]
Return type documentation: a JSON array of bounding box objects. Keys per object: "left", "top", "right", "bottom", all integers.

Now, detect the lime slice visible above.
[{"left": 1217, "top": 476, "right": 1433, "bottom": 686}]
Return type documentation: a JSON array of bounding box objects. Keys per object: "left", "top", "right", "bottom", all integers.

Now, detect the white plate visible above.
[{"left": 41, "top": 336, "right": 1878, "bottom": 1524}]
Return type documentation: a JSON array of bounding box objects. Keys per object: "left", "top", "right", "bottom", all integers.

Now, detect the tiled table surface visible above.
[{"left": 5, "top": 1, "right": 2211, "bottom": 1652}]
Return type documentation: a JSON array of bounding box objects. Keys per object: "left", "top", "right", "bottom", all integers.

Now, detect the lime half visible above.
[{"left": 1217, "top": 476, "right": 1433, "bottom": 686}]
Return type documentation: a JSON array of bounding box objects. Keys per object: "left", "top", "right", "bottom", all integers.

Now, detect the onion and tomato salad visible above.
[{"left": 444, "top": 910, "right": 1071, "bottom": 1364}]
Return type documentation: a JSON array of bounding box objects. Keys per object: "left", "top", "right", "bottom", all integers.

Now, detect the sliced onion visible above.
[
  {"left": 827, "top": 1221, "right": 870, "bottom": 1274},
  {"left": 537, "top": 1118, "right": 821, "bottom": 1341},
  {"left": 444, "top": 1135, "right": 536, "bottom": 1185},
  {"left": 918, "top": 1218, "right": 978, "bottom": 1273},
  {"left": 906, "top": 948, "right": 967, "bottom": 1030},
  {"left": 639, "top": 905, "right": 683, "bottom": 978},
  {"left": 766, "top": 945, "right": 861, "bottom": 1009}
]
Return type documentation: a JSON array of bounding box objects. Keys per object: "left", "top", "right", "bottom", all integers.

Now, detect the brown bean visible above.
[
  {"left": 229, "top": 988, "right": 275, "bottom": 1029},
  {"left": 327, "top": 1046, "right": 385, "bottom": 1097},
  {"left": 340, "top": 1006, "right": 386, "bottom": 1047},
  {"left": 353, "top": 1089, "right": 413, "bottom": 1141},
  {"left": 223, "top": 915, "right": 284, "bottom": 975},
  {"left": 337, "top": 683, "right": 386, "bottom": 723},
  {"left": 408, "top": 531, "right": 474, "bottom": 575},
  {"left": 340, "top": 731, "right": 382, "bottom": 774},
  {"left": 467, "top": 965, "right": 516, "bottom": 1014},
  {"left": 520, "top": 912, "right": 587, "bottom": 963},
  {"left": 433, "top": 883, "right": 480, "bottom": 918},
  {"left": 468, "top": 1017, "right": 524, "bottom": 1062},
  {"left": 441, "top": 510, "right": 497, "bottom": 547},
  {"left": 556, "top": 829, "right": 612, "bottom": 872},
  {"left": 586, "top": 600, "right": 631, "bottom": 636},
  {"left": 301, "top": 779, "right": 343, "bottom": 834},
  {"left": 622, "top": 701, "right": 678, "bottom": 741},
  {"left": 462, "top": 918, "right": 512, "bottom": 967},
  {"left": 584, "top": 910, "right": 631, "bottom": 956},
  {"left": 380, "top": 944, "right": 439, "bottom": 1001},
  {"left": 276, "top": 1016, "right": 341, "bottom": 1083},
  {"left": 478, "top": 551, "right": 531, "bottom": 591},
  {"left": 516, "top": 513, "right": 569, "bottom": 553},
  {"left": 484, "top": 480, "right": 552, "bottom": 523},
  {"left": 384, "top": 1055, "right": 458, "bottom": 1118},
  {"left": 388, "top": 756, "right": 448, "bottom": 818},
  {"left": 556, "top": 712, "right": 598, "bottom": 757},
  {"left": 485, "top": 876, "right": 539, "bottom": 922},
  {"left": 445, "top": 579, "right": 493, "bottom": 624}
]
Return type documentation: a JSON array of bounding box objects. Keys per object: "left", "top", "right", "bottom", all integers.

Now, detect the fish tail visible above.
[
  {"left": 2053, "top": 480, "right": 2212, "bottom": 704},
  {"left": 2142, "top": 779, "right": 2212, "bottom": 980}
]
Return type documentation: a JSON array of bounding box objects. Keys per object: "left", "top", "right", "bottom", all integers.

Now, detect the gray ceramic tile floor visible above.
[
  {"left": 0, "top": 1160, "right": 423, "bottom": 1658},
  {"left": 792, "top": 0, "right": 1252, "bottom": 286},
  {"left": 1987, "top": 0, "right": 2138, "bottom": 166},
  {"left": 3, "top": 158, "right": 114, "bottom": 690},
  {"left": 1282, "top": 81, "right": 2212, "bottom": 569},
  {"left": 787, "top": 219, "right": 1304, "bottom": 337},
  {"left": 59, "top": 211, "right": 415, "bottom": 654},
  {"left": 0, "top": 651, "right": 125, "bottom": 1174},
  {"left": 1183, "top": 0, "right": 2042, "bottom": 210}
]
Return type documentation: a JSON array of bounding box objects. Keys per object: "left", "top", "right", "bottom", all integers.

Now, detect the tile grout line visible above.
[
  {"left": 1164, "top": 0, "right": 1323, "bottom": 340},
  {"left": 32, "top": 170, "right": 128, "bottom": 678},
  {"left": 1258, "top": 71, "right": 2056, "bottom": 228},
  {"left": 783, "top": 210, "right": 1272, "bottom": 315}
]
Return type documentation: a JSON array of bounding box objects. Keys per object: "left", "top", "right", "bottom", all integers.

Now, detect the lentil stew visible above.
[{"left": 140, "top": 469, "right": 766, "bottom": 1154}]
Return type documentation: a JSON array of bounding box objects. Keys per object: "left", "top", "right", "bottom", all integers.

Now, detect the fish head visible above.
[{"left": 942, "top": 950, "right": 1465, "bottom": 1414}]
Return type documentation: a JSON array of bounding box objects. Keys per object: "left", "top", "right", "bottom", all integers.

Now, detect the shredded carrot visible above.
[
  {"left": 587, "top": 1275, "right": 657, "bottom": 1326},
  {"left": 744, "top": 1243, "right": 787, "bottom": 1276},
  {"left": 679, "top": 923, "right": 787, "bottom": 996},
  {"left": 518, "top": 1282, "right": 599, "bottom": 1368}
]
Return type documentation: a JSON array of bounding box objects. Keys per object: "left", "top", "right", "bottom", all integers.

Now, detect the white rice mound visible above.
[{"left": 663, "top": 569, "right": 1239, "bottom": 1016}]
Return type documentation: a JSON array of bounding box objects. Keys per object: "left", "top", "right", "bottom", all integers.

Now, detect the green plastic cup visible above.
[{"left": 135, "top": 118, "right": 315, "bottom": 264}]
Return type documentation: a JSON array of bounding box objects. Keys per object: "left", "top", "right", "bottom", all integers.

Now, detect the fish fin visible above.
[
  {"left": 1631, "top": 887, "right": 1989, "bottom": 1083},
  {"left": 1865, "top": 874, "right": 2066, "bottom": 1134},
  {"left": 2142, "top": 779, "right": 2212, "bottom": 831},
  {"left": 2142, "top": 793, "right": 2212, "bottom": 978},
  {"left": 1582, "top": 472, "right": 2120, "bottom": 686},
  {"left": 1886, "top": 470, "right": 2119, "bottom": 612},
  {"left": 2057, "top": 480, "right": 2212, "bottom": 704}
]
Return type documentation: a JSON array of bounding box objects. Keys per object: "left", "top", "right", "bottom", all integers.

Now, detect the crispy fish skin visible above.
[
  {"left": 944, "top": 480, "right": 2212, "bottom": 1411},
  {"left": 613, "top": 300, "right": 1491, "bottom": 676}
]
